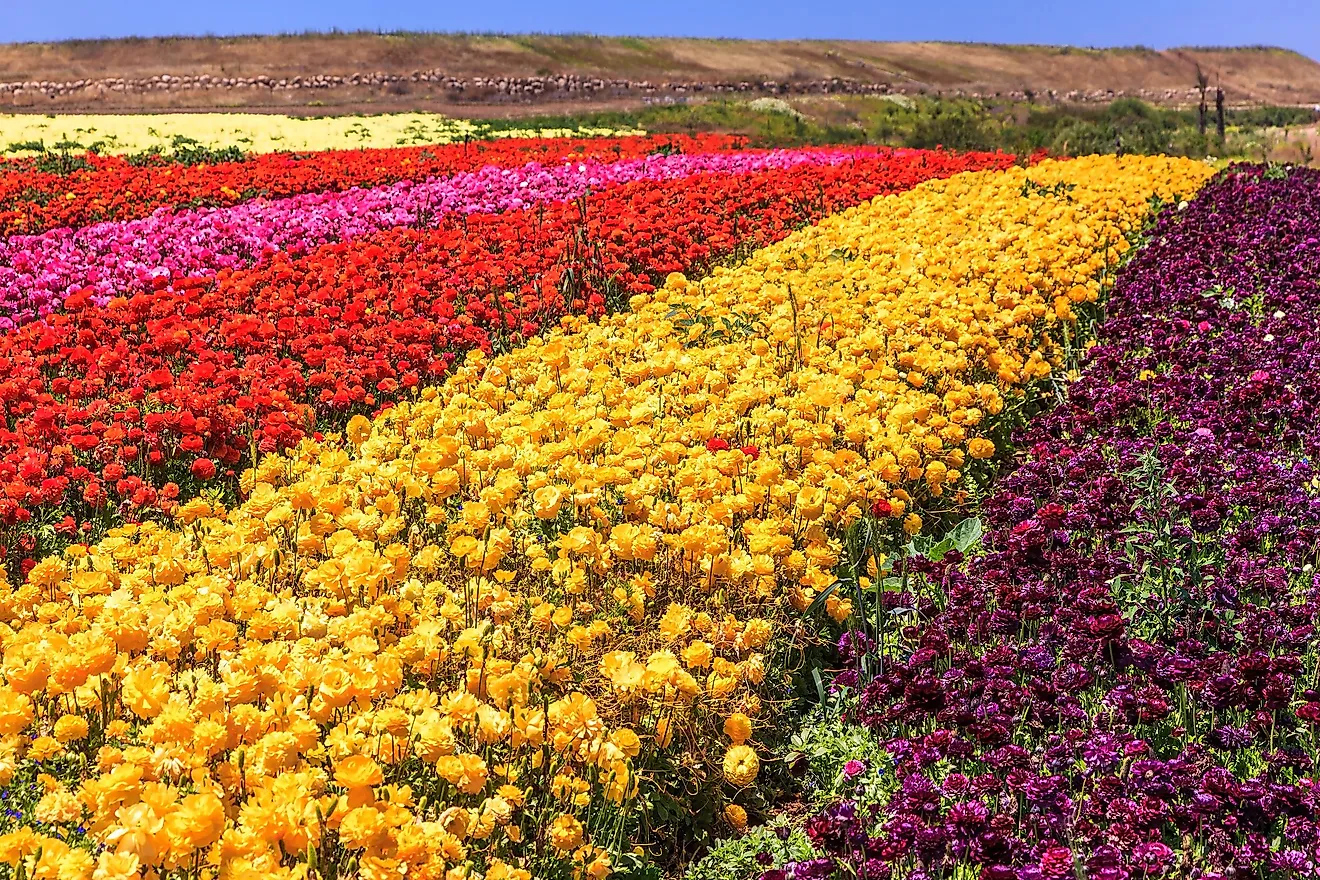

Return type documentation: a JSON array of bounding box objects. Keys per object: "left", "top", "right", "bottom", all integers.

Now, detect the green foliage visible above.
[
  {"left": 125, "top": 135, "right": 247, "bottom": 166},
  {"left": 4, "top": 140, "right": 47, "bottom": 154},
  {"left": 684, "top": 820, "right": 814, "bottom": 880},
  {"left": 472, "top": 94, "right": 1317, "bottom": 160},
  {"left": 784, "top": 701, "right": 896, "bottom": 807},
  {"left": 1263, "top": 161, "right": 1295, "bottom": 180},
  {"left": 905, "top": 105, "right": 998, "bottom": 152},
  {"left": 1020, "top": 178, "right": 1077, "bottom": 199},
  {"left": 906, "top": 516, "right": 984, "bottom": 562},
  {"left": 479, "top": 100, "right": 867, "bottom": 148},
  {"left": 15, "top": 138, "right": 96, "bottom": 175},
  {"left": 1227, "top": 105, "right": 1316, "bottom": 128},
  {"left": 666, "top": 302, "right": 767, "bottom": 348}
]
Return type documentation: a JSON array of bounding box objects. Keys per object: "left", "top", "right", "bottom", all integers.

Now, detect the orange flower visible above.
[
  {"left": 53, "top": 714, "right": 90, "bottom": 743},
  {"left": 723, "top": 713, "right": 753, "bottom": 745},
  {"left": 548, "top": 814, "right": 583, "bottom": 852},
  {"left": 335, "top": 755, "right": 385, "bottom": 790}
]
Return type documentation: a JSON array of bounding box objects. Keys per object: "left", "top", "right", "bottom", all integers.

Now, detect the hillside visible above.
[{"left": 1, "top": 34, "right": 1319, "bottom": 113}]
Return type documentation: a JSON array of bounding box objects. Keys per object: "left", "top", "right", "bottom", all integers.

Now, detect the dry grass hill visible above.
[{"left": 1, "top": 33, "right": 1319, "bottom": 114}]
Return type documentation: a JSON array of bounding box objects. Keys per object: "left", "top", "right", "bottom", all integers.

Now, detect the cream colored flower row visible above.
[
  {"left": 0, "top": 155, "right": 1215, "bottom": 880},
  {"left": 0, "top": 112, "right": 642, "bottom": 155}
]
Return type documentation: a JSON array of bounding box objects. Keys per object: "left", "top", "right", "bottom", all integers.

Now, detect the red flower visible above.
[
  {"left": 871, "top": 499, "right": 893, "bottom": 518},
  {"left": 740, "top": 444, "right": 760, "bottom": 460},
  {"left": 190, "top": 458, "right": 217, "bottom": 481},
  {"left": 706, "top": 438, "right": 731, "bottom": 452}
]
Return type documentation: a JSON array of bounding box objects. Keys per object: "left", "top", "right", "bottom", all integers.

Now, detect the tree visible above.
[{"left": 1196, "top": 65, "right": 1210, "bottom": 136}]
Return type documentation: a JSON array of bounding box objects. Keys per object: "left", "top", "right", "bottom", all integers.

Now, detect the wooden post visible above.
[
  {"left": 1215, "top": 85, "right": 1226, "bottom": 144},
  {"left": 1196, "top": 65, "right": 1209, "bottom": 136}
]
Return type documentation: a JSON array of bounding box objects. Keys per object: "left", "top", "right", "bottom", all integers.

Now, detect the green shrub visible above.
[{"left": 684, "top": 819, "right": 814, "bottom": 880}]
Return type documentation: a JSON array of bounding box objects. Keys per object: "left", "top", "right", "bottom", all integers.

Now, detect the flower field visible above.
[
  {"left": 772, "top": 165, "right": 1320, "bottom": 879},
  {"left": 0, "top": 134, "right": 735, "bottom": 236},
  {"left": 2, "top": 112, "right": 1315, "bottom": 880}
]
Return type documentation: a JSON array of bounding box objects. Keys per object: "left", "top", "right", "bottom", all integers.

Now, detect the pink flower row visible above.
[{"left": 0, "top": 146, "right": 882, "bottom": 329}]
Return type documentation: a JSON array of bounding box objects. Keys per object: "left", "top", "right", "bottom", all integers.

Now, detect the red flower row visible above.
[
  {"left": 0, "top": 134, "right": 740, "bottom": 235},
  {"left": 0, "top": 149, "right": 1014, "bottom": 573}
]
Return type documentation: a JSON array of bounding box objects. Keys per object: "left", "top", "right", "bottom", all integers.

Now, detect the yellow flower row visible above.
[
  {"left": 0, "top": 112, "right": 643, "bottom": 155},
  {"left": 0, "top": 155, "right": 1214, "bottom": 880}
]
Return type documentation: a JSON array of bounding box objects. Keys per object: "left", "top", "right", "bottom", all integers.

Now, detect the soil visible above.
[{"left": 1, "top": 35, "right": 1319, "bottom": 114}]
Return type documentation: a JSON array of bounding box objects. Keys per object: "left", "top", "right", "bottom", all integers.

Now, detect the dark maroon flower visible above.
[
  {"left": 1039, "top": 847, "right": 1074, "bottom": 878},
  {"left": 1296, "top": 702, "right": 1320, "bottom": 724}
]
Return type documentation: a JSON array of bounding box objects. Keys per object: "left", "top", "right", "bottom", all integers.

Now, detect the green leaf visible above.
[
  {"left": 947, "top": 517, "right": 984, "bottom": 553},
  {"left": 803, "top": 580, "right": 842, "bottom": 619}
]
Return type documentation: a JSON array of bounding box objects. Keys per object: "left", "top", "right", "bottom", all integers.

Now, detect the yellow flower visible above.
[
  {"left": 610, "top": 729, "right": 642, "bottom": 758},
  {"left": 346, "top": 414, "right": 374, "bottom": 446},
  {"left": 722, "top": 744, "right": 760, "bottom": 787},
  {"left": 53, "top": 714, "right": 89, "bottom": 743},
  {"left": 0, "top": 112, "right": 644, "bottom": 155},
  {"left": 436, "top": 753, "right": 489, "bottom": 795},
  {"left": 681, "top": 640, "right": 714, "bottom": 669},
  {"left": 723, "top": 803, "right": 749, "bottom": 831},
  {"left": 967, "top": 438, "right": 996, "bottom": 459},
  {"left": 903, "top": 513, "right": 924, "bottom": 536},
  {"left": 34, "top": 789, "right": 82, "bottom": 825},
  {"left": 548, "top": 814, "right": 584, "bottom": 852},
  {"left": 165, "top": 793, "right": 226, "bottom": 850},
  {"left": 0, "top": 688, "right": 34, "bottom": 736},
  {"left": 28, "top": 736, "right": 63, "bottom": 762},
  {"left": 92, "top": 851, "right": 141, "bottom": 880},
  {"left": 339, "top": 806, "right": 388, "bottom": 850},
  {"left": 335, "top": 754, "right": 384, "bottom": 790},
  {"left": 120, "top": 665, "right": 169, "bottom": 720},
  {"left": 723, "top": 713, "right": 753, "bottom": 745},
  {"left": 795, "top": 487, "right": 827, "bottom": 521},
  {"left": 825, "top": 594, "right": 853, "bottom": 624},
  {"left": 532, "top": 486, "right": 565, "bottom": 520}
]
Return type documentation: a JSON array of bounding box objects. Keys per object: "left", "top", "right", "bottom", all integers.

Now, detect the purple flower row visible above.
[
  {"left": 771, "top": 167, "right": 1320, "bottom": 879},
  {"left": 0, "top": 146, "right": 881, "bottom": 329}
]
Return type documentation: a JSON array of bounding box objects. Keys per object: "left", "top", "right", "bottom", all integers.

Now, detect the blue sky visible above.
[{"left": 3, "top": 0, "right": 1317, "bottom": 61}]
